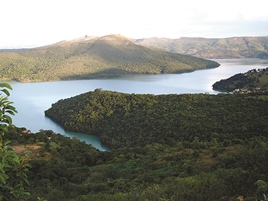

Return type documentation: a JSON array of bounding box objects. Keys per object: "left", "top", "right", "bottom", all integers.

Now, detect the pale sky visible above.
[{"left": 1, "top": 0, "right": 268, "bottom": 48}]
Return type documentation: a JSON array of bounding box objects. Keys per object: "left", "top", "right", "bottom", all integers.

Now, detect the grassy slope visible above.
[{"left": 0, "top": 34, "right": 219, "bottom": 82}]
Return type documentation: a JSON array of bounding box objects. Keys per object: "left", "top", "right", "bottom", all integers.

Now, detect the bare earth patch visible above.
[{"left": 9, "top": 145, "right": 41, "bottom": 155}]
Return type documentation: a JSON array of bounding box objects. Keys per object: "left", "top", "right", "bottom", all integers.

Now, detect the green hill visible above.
[
  {"left": 45, "top": 89, "right": 268, "bottom": 149},
  {"left": 213, "top": 67, "right": 268, "bottom": 92},
  {"left": 135, "top": 36, "right": 268, "bottom": 58},
  {"left": 0, "top": 34, "right": 219, "bottom": 82}
]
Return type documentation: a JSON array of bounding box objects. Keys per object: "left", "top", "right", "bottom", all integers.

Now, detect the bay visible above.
[{"left": 2, "top": 58, "right": 268, "bottom": 151}]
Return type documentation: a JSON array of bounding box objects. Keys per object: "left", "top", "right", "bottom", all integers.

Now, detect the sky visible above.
[{"left": 1, "top": 0, "right": 268, "bottom": 48}]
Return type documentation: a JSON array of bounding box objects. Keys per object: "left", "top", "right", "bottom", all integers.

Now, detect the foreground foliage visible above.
[
  {"left": 4, "top": 127, "right": 268, "bottom": 201},
  {"left": 0, "top": 83, "right": 30, "bottom": 200}
]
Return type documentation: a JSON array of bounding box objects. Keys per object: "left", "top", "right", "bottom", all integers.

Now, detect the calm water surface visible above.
[{"left": 3, "top": 58, "right": 268, "bottom": 151}]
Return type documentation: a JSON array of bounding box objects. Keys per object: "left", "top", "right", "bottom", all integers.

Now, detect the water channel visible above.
[{"left": 3, "top": 58, "right": 268, "bottom": 151}]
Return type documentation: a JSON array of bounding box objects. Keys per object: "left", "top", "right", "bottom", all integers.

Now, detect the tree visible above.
[
  {"left": 0, "top": 83, "right": 31, "bottom": 200},
  {"left": 254, "top": 180, "right": 267, "bottom": 200}
]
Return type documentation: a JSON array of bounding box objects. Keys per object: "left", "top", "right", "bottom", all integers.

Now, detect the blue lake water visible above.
[{"left": 2, "top": 58, "right": 268, "bottom": 151}]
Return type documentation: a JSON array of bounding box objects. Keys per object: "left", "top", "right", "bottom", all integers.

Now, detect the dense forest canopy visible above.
[
  {"left": 213, "top": 67, "right": 268, "bottom": 93},
  {"left": 0, "top": 34, "right": 219, "bottom": 82},
  {"left": 45, "top": 89, "right": 268, "bottom": 149},
  {"left": 2, "top": 83, "right": 268, "bottom": 200},
  {"left": 5, "top": 125, "right": 268, "bottom": 201},
  {"left": 12, "top": 90, "right": 268, "bottom": 200}
]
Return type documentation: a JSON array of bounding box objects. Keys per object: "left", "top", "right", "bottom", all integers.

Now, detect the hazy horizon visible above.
[{"left": 1, "top": 34, "right": 268, "bottom": 50}]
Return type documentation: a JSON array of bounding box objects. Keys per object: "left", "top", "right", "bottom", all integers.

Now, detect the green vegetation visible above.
[
  {"left": 6, "top": 127, "right": 268, "bottom": 201},
  {"left": 213, "top": 67, "right": 268, "bottom": 93},
  {"left": 0, "top": 83, "right": 30, "bottom": 200},
  {"left": 136, "top": 36, "right": 268, "bottom": 58},
  {"left": 3, "top": 82, "right": 268, "bottom": 200},
  {"left": 0, "top": 35, "right": 219, "bottom": 82},
  {"left": 7, "top": 89, "right": 268, "bottom": 200}
]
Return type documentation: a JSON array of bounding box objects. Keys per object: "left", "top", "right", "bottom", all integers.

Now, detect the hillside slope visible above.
[
  {"left": 213, "top": 67, "right": 268, "bottom": 92},
  {"left": 0, "top": 34, "right": 219, "bottom": 82},
  {"left": 135, "top": 36, "right": 268, "bottom": 59}
]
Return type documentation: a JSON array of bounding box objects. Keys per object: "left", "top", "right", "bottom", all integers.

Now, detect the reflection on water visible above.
[{"left": 2, "top": 58, "right": 268, "bottom": 151}]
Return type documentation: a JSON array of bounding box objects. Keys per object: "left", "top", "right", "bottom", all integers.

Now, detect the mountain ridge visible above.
[
  {"left": 135, "top": 36, "right": 268, "bottom": 58},
  {"left": 0, "top": 34, "right": 219, "bottom": 82}
]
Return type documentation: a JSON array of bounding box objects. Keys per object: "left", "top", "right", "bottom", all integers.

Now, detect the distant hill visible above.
[
  {"left": 0, "top": 34, "right": 219, "bottom": 82},
  {"left": 213, "top": 67, "right": 268, "bottom": 93},
  {"left": 135, "top": 36, "right": 268, "bottom": 59}
]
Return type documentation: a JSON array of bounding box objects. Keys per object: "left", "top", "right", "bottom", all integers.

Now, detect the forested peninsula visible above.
[
  {"left": 45, "top": 89, "right": 268, "bottom": 149},
  {"left": 213, "top": 67, "right": 268, "bottom": 93},
  {"left": 0, "top": 34, "right": 219, "bottom": 82}
]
